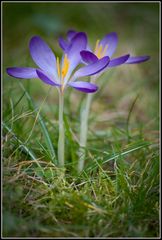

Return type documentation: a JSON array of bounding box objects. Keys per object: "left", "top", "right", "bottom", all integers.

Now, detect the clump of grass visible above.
[
  {"left": 2, "top": 79, "right": 159, "bottom": 237},
  {"left": 3, "top": 146, "right": 159, "bottom": 237}
]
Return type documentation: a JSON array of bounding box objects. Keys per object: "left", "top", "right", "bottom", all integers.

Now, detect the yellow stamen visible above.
[
  {"left": 94, "top": 39, "right": 108, "bottom": 59},
  {"left": 94, "top": 39, "right": 100, "bottom": 54},
  {"left": 62, "top": 54, "right": 70, "bottom": 79},
  {"left": 56, "top": 57, "right": 60, "bottom": 78},
  {"left": 96, "top": 44, "right": 103, "bottom": 58},
  {"left": 56, "top": 54, "right": 70, "bottom": 93}
]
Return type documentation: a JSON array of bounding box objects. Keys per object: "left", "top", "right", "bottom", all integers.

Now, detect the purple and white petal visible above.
[
  {"left": 63, "top": 32, "right": 88, "bottom": 83},
  {"left": 36, "top": 69, "right": 60, "bottom": 86},
  {"left": 108, "top": 54, "right": 130, "bottom": 67},
  {"left": 72, "top": 56, "right": 110, "bottom": 79},
  {"left": 80, "top": 50, "right": 98, "bottom": 64},
  {"left": 67, "top": 30, "right": 77, "bottom": 41},
  {"left": 59, "top": 30, "right": 77, "bottom": 52},
  {"left": 125, "top": 56, "right": 150, "bottom": 64},
  {"left": 68, "top": 81, "right": 98, "bottom": 93},
  {"left": 99, "top": 32, "right": 118, "bottom": 58},
  {"left": 58, "top": 37, "right": 70, "bottom": 51},
  {"left": 67, "top": 32, "right": 87, "bottom": 68},
  {"left": 29, "top": 36, "right": 57, "bottom": 78},
  {"left": 6, "top": 67, "right": 38, "bottom": 79}
]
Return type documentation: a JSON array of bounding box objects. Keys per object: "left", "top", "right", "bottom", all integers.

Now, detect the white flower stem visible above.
[
  {"left": 78, "top": 92, "right": 93, "bottom": 173},
  {"left": 58, "top": 91, "right": 65, "bottom": 168},
  {"left": 78, "top": 76, "right": 97, "bottom": 173}
]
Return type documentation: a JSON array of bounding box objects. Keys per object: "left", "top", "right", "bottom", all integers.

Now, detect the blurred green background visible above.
[{"left": 3, "top": 2, "right": 159, "bottom": 129}]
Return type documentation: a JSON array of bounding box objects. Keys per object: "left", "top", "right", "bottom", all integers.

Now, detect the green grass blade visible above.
[
  {"left": 5, "top": 91, "right": 26, "bottom": 118},
  {"left": 64, "top": 114, "right": 77, "bottom": 166},
  {"left": 19, "top": 82, "right": 56, "bottom": 163},
  {"left": 126, "top": 93, "right": 140, "bottom": 142},
  {"left": 3, "top": 122, "right": 37, "bottom": 161},
  {"left": 86, "top": 141, "right": 152, "bottom": 172},
  {"left": 103, "top": 141, "right": 151, "bottom": 164}
]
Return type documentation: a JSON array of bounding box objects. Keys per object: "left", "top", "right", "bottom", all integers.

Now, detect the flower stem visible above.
[
  {"left": 78, "top": 92, "right": 93, "bottom": 173},
  {"left": 58, "top": 92, "right": 64, "bottom": 167}
]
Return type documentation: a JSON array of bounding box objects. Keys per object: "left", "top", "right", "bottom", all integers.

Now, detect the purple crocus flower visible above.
[
  {"left": 6, "top": 32, "right": 110, "bottom": 94},
  {"left": 59, "top": 30, "right": 150, "bottom": 72},
  {"left": 59, "top": 30, "right": 150, "bottom": 173}
]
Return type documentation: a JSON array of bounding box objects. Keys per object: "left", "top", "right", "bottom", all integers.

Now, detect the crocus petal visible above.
[
  {"left": 68, "top": 81, "right": 98, "bottom": 93},
  {"left": 36, "top": 69, "right": 60, "bottom": 86},
  {"left": 80, "top": 50, "right": 98, "bottom": 64},
  {"left": 6, "top": 67, "right": 38, "bottom": 79},
  {"left": 67, "top": 32, "right": 87, "bottom": 68},
  {"left": 59, "top": 30, "right": 77, "bottom": 52},
  {"left": 29, "top": 36, "right": 57, "bottom": 78},
  {"left": 58, "top": 37, "right": 70, "bottom": 51},
  {"left": 63, "top": 32, "right": 88, "bottom": 84},
  {"left": 125, "top": 56, "right": 150, "bottom": 64},
  {"left": 67, "top": 30, "right": 77, "bottom": 41},
  {"left": 72, "top": 56, "right": 110, "bottom": 79},
  {"left": 108, "top": 54, "right": 130, "bottom": 67},
  {"left": 100, "top": 32, "right": 118, "bottom": 57}
]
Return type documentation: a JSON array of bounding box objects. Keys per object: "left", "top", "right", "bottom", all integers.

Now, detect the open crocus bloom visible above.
[
  {"left": 6, "top": 32, "right": 110, "bottom": 93},
  {"left": 59, "top": 30, "right": 150, "bottom": 73}
]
